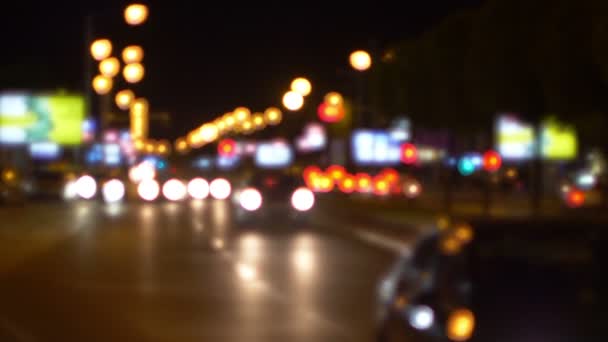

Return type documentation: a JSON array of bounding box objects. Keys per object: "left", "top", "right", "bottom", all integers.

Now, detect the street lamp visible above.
[
  {"left": 199, "top": 123, "right": 219, "bottom": 143},
  {"left": 290, "top": 77, "right": 312, "bottom": 97},
  {"left": 115, "top": 89, "right": 135, "bottom": 110},
  {"left": 122, "top": 45, "right": 144, "bottom": 64},
  {"left": 92, "top": 75, "right": 113, "bottom": 95},
  {"left": 99, "top": 57, "right": 120, "bottom": 77},
  {"left": 282, "top": 91, "right": 304, "bottom": 111},
  {"left": 252, "top": 113, "right": 266, "bottom": 130},
  {"left": 123, "top": 63, "right": 145, "bottom": 83},
  {"left": 233, "top": 107, "right": 251, "bottom": 123},
  {"left": 124, "top": 4, "right": 149, "bottom": 26},
  {"left": 90, "top": 39, "right": 112, "bottom": 61},
  {"left": 264, "top": 107, "right": 282, "bottom": 125},
  {"left": 349, "top": 50, "right": 372, "bottom": 71}
]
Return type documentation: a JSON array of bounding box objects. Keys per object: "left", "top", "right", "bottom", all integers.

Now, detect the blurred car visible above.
[
  {"left": 25, "top": 168, "right": 74, "bottom": 200},
  {"left": 376, "top": 218, "right": 608, "bottom": 341},
  {"left": 232, "top": 171, "right": 316, "bottom": 226}
]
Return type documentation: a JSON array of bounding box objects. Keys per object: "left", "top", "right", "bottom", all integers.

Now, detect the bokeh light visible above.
[
  {"left": 239, "top": 188, "right": 263, "bottom": 211},
  {"left": 99, "top": 57, "right": 120, "bottom": 78},
  {"left": 210, "top": 178, "right": 232, "bottom": 200},
  {"left": 90, "top": 39, "right": 112, "bottom": 61},
  {"left": 188, "top": 178, "right": 210, "bottom": 200},
  {"left": 115, "top": 89, "right": 135, "bottom": 110},
  {"left": 282, "top": 91, "right": 304, "bottom": 111},
  {"left": 122, "top": 45, "right": 144, "bottom": 64},
  {"left": 92, "top": 75, "right": 113, "bottom": 95},
  {"left": 102, "top": 179, "right": 126, "bottom": 203},
  {"left": 124, "top": 3, "right": 149, "bottom": 26},
  {"left": 290, "top": 77, "right": 312, "bottom": 96},
  {"left": 162, "top": 179, "right": 187, "bottom": 201},
  {"left": 349, "top": 50, "right": 372, "bottom": 71},
  {"left": 138, "top": 179, "right": 160, "bottom": 201}
]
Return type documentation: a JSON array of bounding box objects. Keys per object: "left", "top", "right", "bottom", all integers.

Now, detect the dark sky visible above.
[{"left": 0, "top": 0, "right": 484, "bottom": 139}]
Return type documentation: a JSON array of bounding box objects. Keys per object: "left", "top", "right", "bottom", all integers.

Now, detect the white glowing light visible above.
[
  {"left": 409, "top": 305, "right": 435, "bottom": 330},
  {"left": 239, "top": 188, "right": 263, "bottom": 211},
  {"left": 291, "top": 187, "right": 315, "bottom": 211},
  {"left": 76, "top": 175, "right": 97, "bottom": 199},
  {"left": 187, "top": 178, "right": 210, "bottom": 200},
  {"left": 236, "top": 263, "right": 257, "bottom": 281},
  {"left": 162, "top": 179, "right": 187, "bottom": 201},
  {"left": 63, "top": 180, "right": 78, "bottom": 200},
  {"left": 138, "top": 179, "right": 160, "bottom": 201},
  {"left": 102, "top": 179, "right": 126, "bottom": 203},
  {"left": 210, "top": 178, "right": 231, "bottom": 200}
]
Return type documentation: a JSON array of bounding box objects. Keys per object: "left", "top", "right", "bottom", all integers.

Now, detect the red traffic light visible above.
[
  {"left": 482, "top": 150, "right": 502, "bottom": 172},
  {"left": 218, "top": 139, "right": 237, "bottom": 157},
  {"left": 400, "top": 143, "right": 418, "bottom": 165}
]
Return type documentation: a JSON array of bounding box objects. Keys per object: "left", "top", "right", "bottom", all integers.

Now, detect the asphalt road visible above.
[{"left": 0, "top": 199, "right": 402, "bottom": 342}]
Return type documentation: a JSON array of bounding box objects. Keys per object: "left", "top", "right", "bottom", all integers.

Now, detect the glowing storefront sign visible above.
[
  {"left": 255, "top": 140, "right": 294, "bottom": 168},
  {"left": 351, "top": 130, "right": 401, "bottom": 166},
  {"left": 496, "top": 115, "right": 535, "bottom": 160}
]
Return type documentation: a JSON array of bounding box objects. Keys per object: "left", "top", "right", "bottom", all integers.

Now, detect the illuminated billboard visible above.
[
  {"left": 0, "top": 92, "right": 85, "bottom": 145},
  {"left": 541, "top": 117, "right": 577, "bottom": 160},
  {"left": 495, "top": 114, "right": 535, "bottom": 160},
  {"left": 351, "top": 129, "right": 402, "bottom": 166},
  {"left": 495, "top": 114, "right": 578, "bottom": 161}
]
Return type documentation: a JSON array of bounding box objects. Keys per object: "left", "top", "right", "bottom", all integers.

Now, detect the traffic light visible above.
[
  {"left": 400, "top": 143, "right": 418, "bottom": 165},
  {"left": 482, "top": 150, "right": 502, "bottom": 172},
  {"left": 218, "top": 139, "right": 236, "bottom": 157}
]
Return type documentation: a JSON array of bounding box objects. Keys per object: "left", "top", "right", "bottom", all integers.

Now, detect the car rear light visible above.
[
  {"left": 239, "top": 188, "right": 262, "bottom": 211},
  {"left": 291, "top": 187, "right": 315, "bottom": 211}
]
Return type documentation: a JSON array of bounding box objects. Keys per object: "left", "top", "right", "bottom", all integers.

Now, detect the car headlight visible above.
[
  {"left": 63, "top": 180, "right": 79, "bottom": 200},
  {"left": 239, "top": 188, "right": 262, "bottom": 211},
  {"left": 409, "top": 305, "right": 435, "bottom": 330},
  {"left": 162, "top": 179, "right": 187, "bottom": 201},
  {"left": 75, "top": 175, "right": 97, "bottom": 199},
  {"left": 102, "top": 179, "right": 126, "bottom": 203},
  {"left": 291, "top": 187, "right": 315, "bottom": 211},
  {"left": 210, "top": 178, "right": 231, "bottom": 200}
]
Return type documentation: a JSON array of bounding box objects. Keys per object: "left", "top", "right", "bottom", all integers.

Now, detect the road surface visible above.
[{"left": 0, "top": 199, "right": 416, "bottom": 341}]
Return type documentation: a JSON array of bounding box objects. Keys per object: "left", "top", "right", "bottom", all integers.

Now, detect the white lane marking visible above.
[
  {"left": 0, "top": 315, "right": 37, "bottom": 342},
  {"left": 354, "top": 229, "right": 412, "bottom": 256}
]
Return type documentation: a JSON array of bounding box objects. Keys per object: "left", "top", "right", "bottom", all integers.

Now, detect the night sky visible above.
[{"left": 0, "top": 1, "right": 484, "bottom": 139}]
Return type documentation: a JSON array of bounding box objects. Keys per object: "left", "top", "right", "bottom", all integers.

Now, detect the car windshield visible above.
[{"left": 3, "top": 1, "right": 608, "bottom": 341}]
